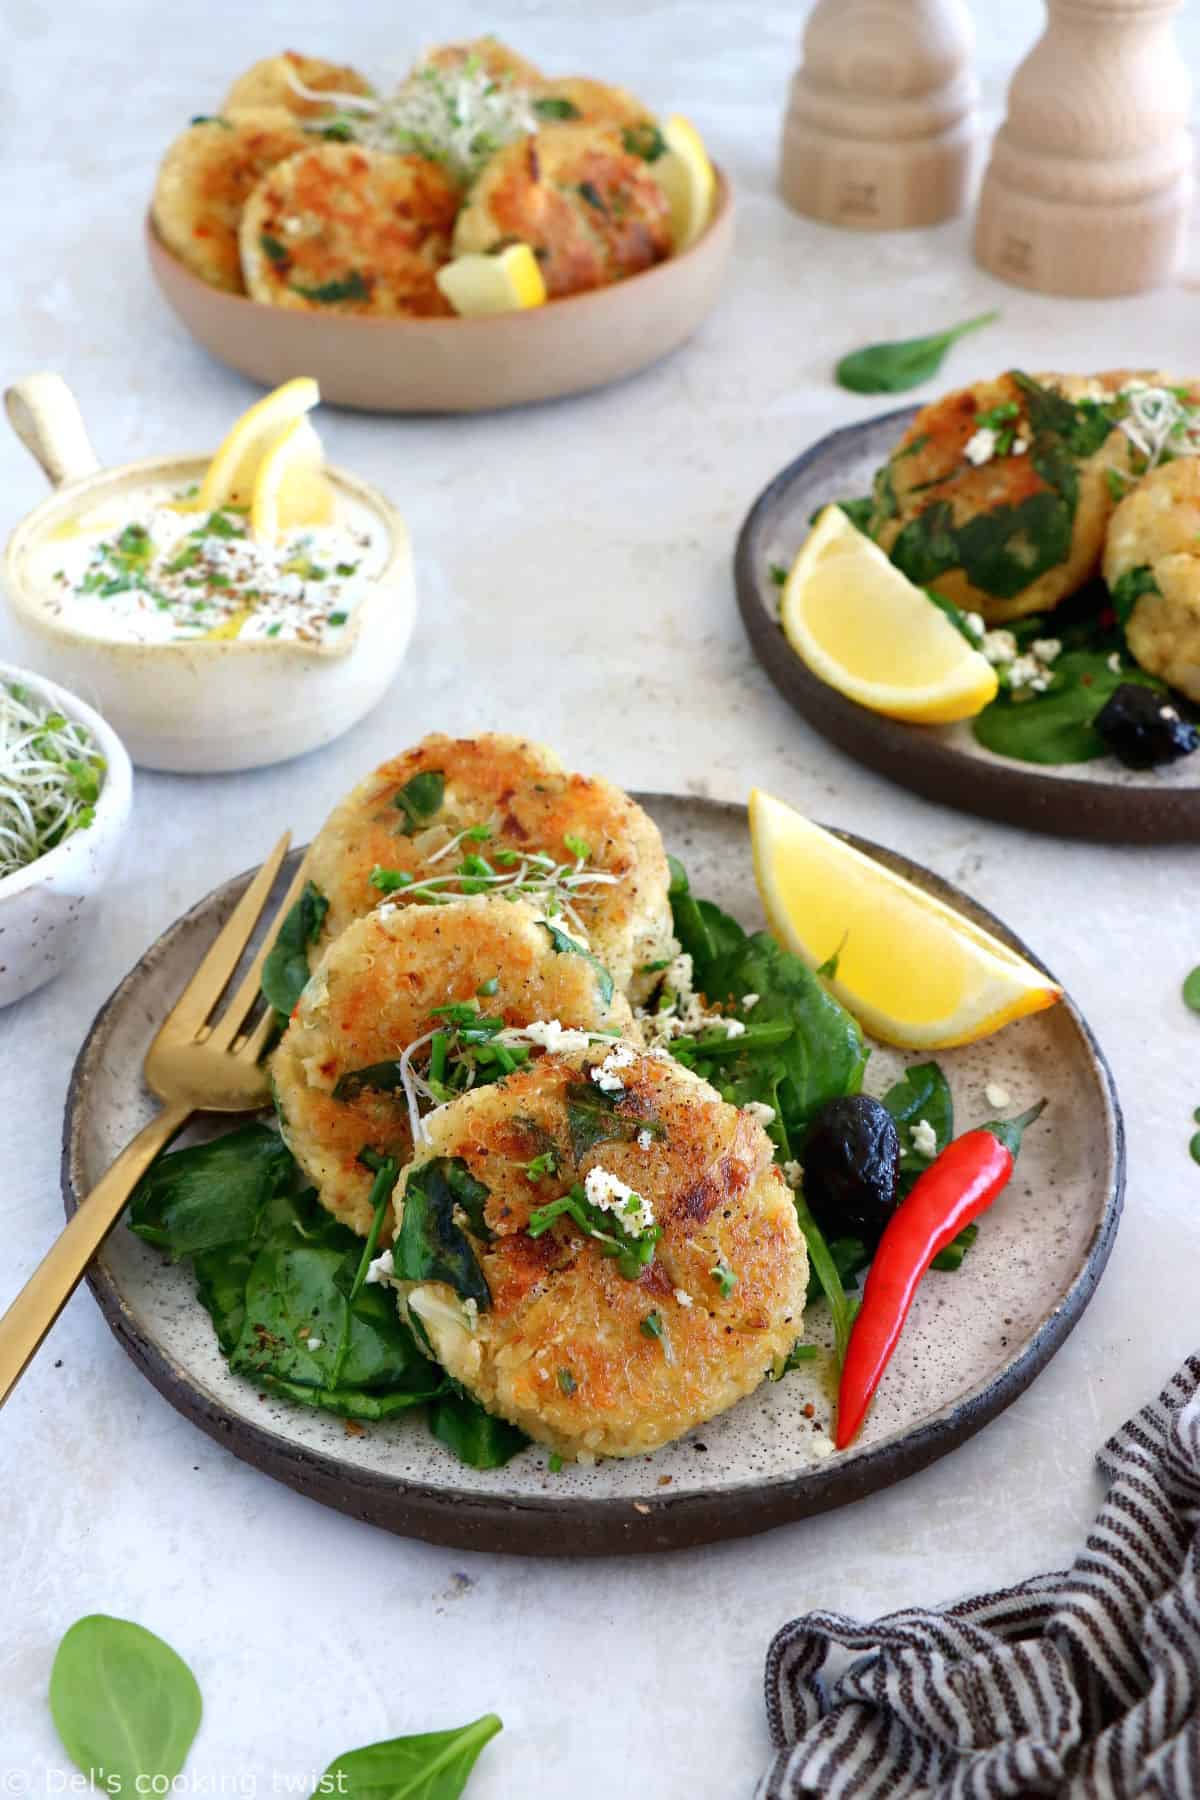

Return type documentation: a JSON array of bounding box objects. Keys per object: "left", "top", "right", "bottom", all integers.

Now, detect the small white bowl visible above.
[
  {"left": 0, "top": 661, "right": 132, "bottom": 1008},
  {"left": 2, "top": 374, "right": 416, "bottom": 774}
]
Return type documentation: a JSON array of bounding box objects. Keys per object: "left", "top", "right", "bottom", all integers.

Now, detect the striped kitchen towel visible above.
[{"left": 759, "top": 1354, "right": 1200, "bottom": 1798}]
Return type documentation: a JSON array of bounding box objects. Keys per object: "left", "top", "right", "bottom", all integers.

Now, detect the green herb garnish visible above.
[{"left": 290, "top": 269, "right": 370, "bottom": 304}]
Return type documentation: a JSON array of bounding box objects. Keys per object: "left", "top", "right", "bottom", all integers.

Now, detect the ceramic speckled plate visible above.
[
  {"left": 61, "top": 796, "right": 1123, "bottom": 1555},
  {"left": 735, "top": 411, "right": 1200, "bottom": 843}
]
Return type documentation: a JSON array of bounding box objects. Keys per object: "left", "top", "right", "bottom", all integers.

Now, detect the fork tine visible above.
[
  {"left": 162, "top": 832, "right": 292, "bottom": 1042},
  {"left": 207, "top": 846, "right": 315, "bottom": 1054}
]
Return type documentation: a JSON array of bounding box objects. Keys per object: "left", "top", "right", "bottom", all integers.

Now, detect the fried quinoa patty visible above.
[
  {"left": 529, "top": 76, "right": 654, "bottom": 130},
  {"left": 453, "top": 123, "right": 672, "bottom": 298},
  {"left": 306, "top": 733, "right": 676, "bottom": 1002},
  {"left": 239, "top": 143, "right": 458, "bottom": 316},
  {"left": 271, "top": 895, "right": 636, "bottom": 1236},
  {"left": 390, "top": 1049, "right": 808, "bottom": 1459},
  {"left": 868, "top": 370, "right": 1142, "bottom": 624},
  {"left": 153, "top": 109, "right": 309, "bottom": 292},
  {"left": 1104, "top": 457, "right": 1200, "bottom": 703},
  {"left": 222, "top": 52, "right": 373, "bottom": 120}
]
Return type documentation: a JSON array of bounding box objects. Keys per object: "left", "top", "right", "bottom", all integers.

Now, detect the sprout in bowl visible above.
[{"left": 0, "top": 664, "right": 132, "bottom": 1007}]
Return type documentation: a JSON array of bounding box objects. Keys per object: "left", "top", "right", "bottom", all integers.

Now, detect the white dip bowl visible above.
[
  {"left": 0, "top": 661, "right": 132, "bottom": 1007},
  {"left": 2, "top": 374, "right": 416, "bottom": 774}
]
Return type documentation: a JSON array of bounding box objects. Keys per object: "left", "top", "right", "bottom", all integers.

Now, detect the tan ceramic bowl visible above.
[
  {"left": 145, "top": 170, "right": 735, "bottom": 413},
  {"left": 2, "top": 375, "right": 416, "bottom": 774}
]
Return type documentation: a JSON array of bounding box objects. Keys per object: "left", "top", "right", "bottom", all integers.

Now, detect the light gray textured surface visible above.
[{"left": 2, "top": 1, "right": 1198, "bottom": 1792}]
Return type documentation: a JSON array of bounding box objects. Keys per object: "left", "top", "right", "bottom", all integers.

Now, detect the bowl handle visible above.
[{"left": 4, "top": 373, "right": 101, "bottom": 489}]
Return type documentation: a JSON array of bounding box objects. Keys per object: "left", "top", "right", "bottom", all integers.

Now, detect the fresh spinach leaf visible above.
[
  {"left": 321, "top": 1712, "right": 502, "bottom": 1798},
  {"left": 931, "top": 1221, "right": 979, "bottom": 1273},
  {"left": 537, "top": 919, "right": 615, "bottom": 1006},
  {"left": 50, "top": 1616, "right": 202, "bottom": 1787},
  {"left": 333, "top": 1060, "right": 405, "bottom": 1101},
  {"left": 394, "top": 1159, "right": 492, "bottom": 1309},
  {"left": 1184, "top": 966, "right": 1200, "bottom": 1013},
  {"left": 290, "top": 269, "right": 370, "bottom": 304},
  {"left": 925, "top": 588, "right": 982, "bottom": 646},
  {"left": 394, "top": 769, "right": 445, "bottom": 834},
  {"left": 564, "top": 1081, "right": 662, "bottom": 1163},
  {"left": 973, "top": 648, "right": 1162, "bottom": 764},
  {"left": 1110, "top": 564, "right": 1159, "bottom": 628},
  {"left": 261, "top": 880, "right": 328, "bottom": 1026},
  {"left": 427, "top": 1391, "right": 529, "bottom": 1469},
  {"left": 128, "top": 1123, "right": 291, "bottom": 1257},
  {"left": 881, "top": 1062, "right": 954, "bottom": 1186},
  {"left": 834, "top": 311, "right": 998, "bottom": 395},
  {"left": 793, "top": 1193, "right": 857, "bottom": 1367}
]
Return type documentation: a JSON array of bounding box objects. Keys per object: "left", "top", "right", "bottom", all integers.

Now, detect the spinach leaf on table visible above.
[
  {"left": 321, "top": 1712, "right": 502, "bottom": 1799},
  {"left": 261, "top": 879, "right": 328, "bottom": 1026},
  {"left": 50, "top": 1615, "right": 202, "bottom": 1788},
  {"left": 834, "top": 311, "right": 998, "bottom": 395}
]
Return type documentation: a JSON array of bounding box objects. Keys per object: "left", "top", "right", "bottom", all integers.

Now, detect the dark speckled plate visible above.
[
  {"left": 735, "top": 410, "right": 1200, "bottom": 842},
  {"left": 61, "top": 796, "right": 1123, "bottom": 1555}
]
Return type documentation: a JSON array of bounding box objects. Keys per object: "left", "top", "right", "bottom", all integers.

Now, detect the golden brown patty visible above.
[
  {"left": 222, "top": 52, "right": 373, "bottom": 120},
  {"left": 1104, "top": 456, "right": 1200, "bottom": 702},
  {"left": 305, "top": 732, "right": 676, "bottom": 1002},
  {"left": 390, "top": 1049, "right": 807, "bottom": 1459},
  {"left": 152, "top": 109, "right": 309, "bottom": 292},
  {"left": 239, "top": 143, "right": 458, "bottom": 315},
  {"left": 530, "top": 77, "right": 654, "bottom": 131},
  {"left": 869, "top": 370, "right": 1144, "bottom": 624},
  {"left": 453, "top": 124, "right": 673, "bottom": 298},
  {"left": 419, "top": 36, "right": 542, "bottom": 85},
  {"left": 271, "top": 895, "right": 636, "bottom": 1236}
]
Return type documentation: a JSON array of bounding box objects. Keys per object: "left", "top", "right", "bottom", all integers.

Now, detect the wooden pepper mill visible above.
[
  {"left": 974, "top": 0, "right": 1192, "bottom": 296},
  {"left": 778, "top": 0, "right": 976, "bottom": 230}
]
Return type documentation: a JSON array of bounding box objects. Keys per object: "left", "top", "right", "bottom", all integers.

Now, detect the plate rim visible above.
[
  {"left": 61, "top": 795, "right": 1126, "bottom": 1555},
  {"left": 734, "top": 410, "right": 1200, "bottom": 844}
]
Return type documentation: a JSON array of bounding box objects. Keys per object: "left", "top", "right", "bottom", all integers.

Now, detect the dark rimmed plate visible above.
[
  {"left": 61, "top": 796, "right": 1123, "bottom": 1555},
  {"left": 735, "top": 410, "right": 1200, "bottom": 843}
]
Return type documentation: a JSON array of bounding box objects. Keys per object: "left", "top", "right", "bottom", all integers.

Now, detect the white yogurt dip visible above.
[{"left": 25, "top": 481, "right": 390, "bottom": 647}]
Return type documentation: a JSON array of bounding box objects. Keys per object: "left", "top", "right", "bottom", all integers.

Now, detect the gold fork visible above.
[{"left": 0, "top": 833, "right": 310, "bottom": 1408}]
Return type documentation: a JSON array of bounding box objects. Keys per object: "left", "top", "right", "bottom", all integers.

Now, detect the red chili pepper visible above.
[{"left": 835, "top": 1100, "right": 1046, "bottom": 1450}]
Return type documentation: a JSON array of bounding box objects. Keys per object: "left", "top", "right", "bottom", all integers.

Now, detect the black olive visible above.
[
  {"left": 1095, "top": 683, "right": 1199, "bottom": 770},
  {"left": 801, "top": 1095, "right": 901, "bottom": 1249}
]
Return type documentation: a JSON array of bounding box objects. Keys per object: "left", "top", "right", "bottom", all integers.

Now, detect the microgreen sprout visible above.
[{"left": 0, "top": 684, "right": 106, "bottom": 879}]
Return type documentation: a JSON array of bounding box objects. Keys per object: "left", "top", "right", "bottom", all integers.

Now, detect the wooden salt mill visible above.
[
  {"left": 974, "top": 0, "right": 1192, "bottom": 296},
  {"left": 779, "top": 0, "right": 976, "bottom": 230}
]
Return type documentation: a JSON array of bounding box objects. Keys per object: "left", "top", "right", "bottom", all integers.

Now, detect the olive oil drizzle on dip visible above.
[{"left": 34, "top": 483, "right": 387, "bottom": 646}]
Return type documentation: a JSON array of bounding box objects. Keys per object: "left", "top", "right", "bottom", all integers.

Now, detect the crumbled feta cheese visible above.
[
  {"left": 365, "top": 1248, "right": 395, "bottom": 1286},
  {"left": 583, "top": 1165, "right": 655, "bottom": 1235},
  {"left": 723, "top": 1018, "right": 747, "bottom": 1039},
  {"left": 912, "top": 1118, "right": 938, "bottom": 1158},
  {"left": 985, "top": 1082, "right": 1011, "bottom": 1109},
  {"left": 1007, "top": 653, "right": 1044, "bottom": 692},
  {"left": 519, "top": 1018, "right": 595, "bottom": 1055},
  {"left": 306, "top": 1337, "right": 323, "bottom": 1352},
  {"left": 741, "top": 993, "right": 760, "bottom": 1010},
  {"left": 674, "top": 1288, "right": 694, "bottom": 1308},
  {"left": 1011, "top": 436, "right": 1029, "bottom": 456},
  {"left": 665, "top": 951, "right": 694, "bottom": 996},
  {"left": 964, "top": 427, "right": 997, "bottom": 467},
  {"left": 637, "top": 1128, "right": 653, "bottom": 1151},
  {"left": 1107, "top": 652, "right": 1123, "bottom": 674},
  {"left": 982, "top": 629, "right": 1018, "bottom": 665},
  {"left": 1160, "top": 705, "right": 1180, "bottom": 721},
  {"left": 1031, "top": 638, "right": 1062, "bottom": 664},
  {"left": 590, "top": 1042, "right": 637, "bottom": 1093},
  {"left": 965, "top": 612, "right": 985, "bottom": 639},
  {"left": 782, "top": 1160, "right": 804, "bottom": 1188},
  {"left": 744, "top": 1101, "right": 776, "bottom": 1126}
]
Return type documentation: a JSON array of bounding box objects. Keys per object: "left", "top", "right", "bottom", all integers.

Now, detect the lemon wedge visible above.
[
  {"left": 780, "top": 506, "right": 999, "bottom": 724},
  {"left": 196, "top": 377, "right": 321, "bottom": 514},
  {"left": 249, "top": 415, "right": 335, "bottom": 544},
  {"left": 749, "top": 789, "right": 1062, "bottom": 1050},
  {"left": 655, "top": 114, "right": 716, "bottom": 251},
  {"left": 435, "top": 244, "right": 547, "bottom": 316}
]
